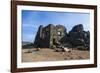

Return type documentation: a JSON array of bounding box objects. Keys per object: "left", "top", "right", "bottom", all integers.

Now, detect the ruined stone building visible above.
[
  {"left": 34, "top": 24, "right": 90, "bottom": 50},
  {"left": 34, "top": 24, "right": 67, "bottom": 48}
]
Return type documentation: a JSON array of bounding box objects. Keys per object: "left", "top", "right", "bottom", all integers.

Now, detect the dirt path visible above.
[{"left": 22, "top": 48, "right": 90, "bottom": 62}]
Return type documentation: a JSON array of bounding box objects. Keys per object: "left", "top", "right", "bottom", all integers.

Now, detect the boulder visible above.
[{"left": 67, "top": 24, "right": 90, "bottom": 50}]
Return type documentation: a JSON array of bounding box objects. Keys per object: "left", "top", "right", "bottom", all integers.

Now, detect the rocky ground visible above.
[{"left": 22, "top": 48, "right": 90, "bottom": 62}]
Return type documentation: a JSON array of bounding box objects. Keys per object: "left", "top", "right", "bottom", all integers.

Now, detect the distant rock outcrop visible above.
[{"left": 33, "top": 24, "right": 90, "bottom": 50}]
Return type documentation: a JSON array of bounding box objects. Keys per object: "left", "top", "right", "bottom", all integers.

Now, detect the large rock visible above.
[
  {"left": 33, "top": 24, "right": 90, "bottom": 50},
  {"left": 34, "top": 24, "right": 67, "bottom": 48},
  {"left": 67, "top": 24, "right": 90, "bottom": 50}
]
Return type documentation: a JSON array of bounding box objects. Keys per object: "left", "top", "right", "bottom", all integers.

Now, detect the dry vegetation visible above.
[{"left": 22, "top": 48, "right": 90, "bottom": 62}]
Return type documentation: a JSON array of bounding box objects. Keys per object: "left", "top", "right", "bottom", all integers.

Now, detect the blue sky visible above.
[{"left": 22, "top": 10, "right": 90, "bottom": 42}]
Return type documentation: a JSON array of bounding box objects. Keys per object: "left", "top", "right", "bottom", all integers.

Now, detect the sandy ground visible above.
[{"left": 22, "top": 48, "right": 90, "bottom": 62}]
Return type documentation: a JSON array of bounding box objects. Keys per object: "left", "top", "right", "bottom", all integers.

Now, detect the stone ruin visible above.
[{"left": 33, "top": 24, "right": 90, "bottom": 50}]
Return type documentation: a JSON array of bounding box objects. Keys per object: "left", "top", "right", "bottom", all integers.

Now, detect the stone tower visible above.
[{"left": 34, "top": 24, "right": 67, "bottom": 48}]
